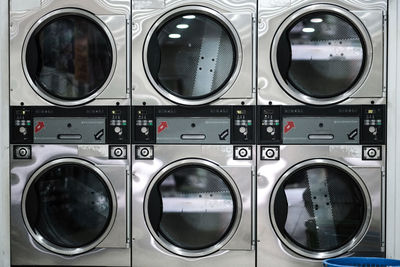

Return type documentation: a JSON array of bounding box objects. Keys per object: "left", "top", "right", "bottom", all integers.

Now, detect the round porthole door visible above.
[
  {"left": 271, "top": 5, "right": 372, "bottom": 105},
  {"left": 144, "top": 159, "right": 242, "bottom": 257},
  {"left": 144, "top": 6, "right": 242, "bottom": 106},
  {"left": 270, "top": 159, "right": 371, "bottom": 259},
  {"left": 22, "top": 158, "right": 117, "bottom": 255},
  {"left": 23, "top": 9, "right": 116, "bottom": 106}
]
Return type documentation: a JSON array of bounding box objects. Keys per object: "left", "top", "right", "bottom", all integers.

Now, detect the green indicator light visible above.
[
  {"left": 122, "top": 122, "right": 127, "bottom": 126},
  {"left": 149, "top": 122, "right": 153, "bottom": 126},
  {"left": 276, "top": 122, "right": 280, "bottom": 125},
  {"left": 27, "top": 122, "right": 31, "bottom": 126},
  {"left": 248, "top": 122, "right": 252, "bottom": 126}
]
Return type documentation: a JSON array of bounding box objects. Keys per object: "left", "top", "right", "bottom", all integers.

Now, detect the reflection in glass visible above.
[
  {"left": 25, "top": 164, "right": 112, "bottom": 248},
  {"left": 277, "top": 13, "right": 365, "bottom": 98},
  {"left": 26, "top": 15, "right": 113, "bottom": 101},
  {"left": 148, "top": 165, "right": 235, "bottom": 250},
  {"left": 147, "top": 13, "right": 236, "bottom": 99},
  {"left": 273, "top": 165, "right": 365, "bottom": 252}
]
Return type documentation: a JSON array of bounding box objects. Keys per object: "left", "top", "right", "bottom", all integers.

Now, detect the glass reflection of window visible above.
[
  {"left": 147, "top": 13, "right": 236, "bottom": 99},
  {"left": 277, "top": 13, "right": 365, "bottom": 98},
  {"left": 274, "top": 165, "right": 365, "bottom": 252},
  {"left": 25, "top": 164, "right": 112, "bottom": 248},
  {"left": 152, "top": 166, "right": 235, "bottom": 250},
  {"left": 27, "top": 15, "right": 113, "bottom": 100}
]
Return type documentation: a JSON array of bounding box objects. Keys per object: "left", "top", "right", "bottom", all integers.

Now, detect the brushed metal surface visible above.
[
  {"left": 132, "top": 145, "right": 255, "bottom": 266},
  {"left": 257, "top": 145, "right": 385, "bottom": 267},
  {"left": 10, "top": 144, "right": 131, "bottom": 266},
  {"left": 258, "top": 0, "right": 387, "bottom": 106},
  {"left": 132, "top": 0, "right": 256, "bottom": 106},
  {"left": 10, "top": 0, "right": 130, "bottom": 106}
]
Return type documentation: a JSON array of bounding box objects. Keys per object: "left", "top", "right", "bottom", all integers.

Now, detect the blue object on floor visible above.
[{"left": 323, "top": 257, "right": 400, "bottom": 267}]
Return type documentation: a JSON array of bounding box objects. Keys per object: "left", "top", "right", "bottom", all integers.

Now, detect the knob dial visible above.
[
  {"left": 266, "top": 126, "right": 274, "bottom": 134},
  {"left": 19, "top": 127, "right": 27, "bottom": 135},
  {"left": 369, "top": 126, "right": 377, "bottom": 134},
  {"left": 141, "top": 127, "right": 149, "bottom": 135}
]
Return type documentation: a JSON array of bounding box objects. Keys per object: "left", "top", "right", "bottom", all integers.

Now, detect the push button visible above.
[
  {"left": 109, "top": 145, "right": 127, "bottom": 159},
  {"left": 261, "top": 146, "right": 280, "bottom": 160}
]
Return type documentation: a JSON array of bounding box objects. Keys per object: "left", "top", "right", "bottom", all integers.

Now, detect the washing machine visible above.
[
  {"left": 257, "top": 104, "right": 386, "bottom": 266},
  {"left": 258, "top": 0, "right": 386, "bottom": 106},
  {"left": 132, "top": 0, "right": 256, "bottom": 106},
  {"left": 131, "top": 105, "right": 256, "bottom": 266},
  {"left": 10, "top": 0, "right": 130, "bottom": 107},
  {"left": 10, "top": 105, "right": 131, "bottom": 266}
]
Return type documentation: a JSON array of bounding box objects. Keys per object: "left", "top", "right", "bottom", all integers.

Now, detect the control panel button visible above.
[
  {"left": 369, "top": 126, "right": 377, "bottom": 134},
  {"left": 14, "top": 146, "right": 31, "bottom": 159},
  {"left": 141, "top": 127, "right": 150, "bottom": 135},
  {"left": 239, "top": 126, "right": 247, "bottom": 134},
  {"left": 109, "top": 145, "right": 127, "bottom": 159},
  {"left": 136, "top": 146, "right": 154, "bottom": 160},
  {"left": 114, "top": 126, "right": 122, "bottom": 134},
  {"left": 19, "top": 127, "right": 27, "bottom": 135},
  {"left": 362, "top": 146, "right": 382, "bottom": 161},
  {"left": 234, "top": 146, "right": 252, "bottom": 160},
  {"left": 266, "top": 126, "right": 274, "bottom": 134},
  {"left": 261, "top": 146, "right": 280, "bottom": 160}
]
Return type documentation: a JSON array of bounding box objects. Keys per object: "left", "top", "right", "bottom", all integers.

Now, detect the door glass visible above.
[
  {"left": 148, "top": 165, "right": 236, "bottom": 250},
  {"left": 25, "top": 163, "right": 112, "bottom": 248},
  {"left": 147, "top": 13, "right": 236, "bottom": 99},
  {"left": 276, "top": 12, "right": 365, "bottom": 98},
  {"left": 26, "top": 14, "right": 113, "bottom": 101},
  {"left": 273, "top": 164, "right": 365, "bottom": 252}
]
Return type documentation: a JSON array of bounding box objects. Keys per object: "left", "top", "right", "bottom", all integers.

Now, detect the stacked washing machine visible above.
[
  {"left": 9, "top": 0, "right": 131, "bottom": 266},
  {"left": 257, "top": 0, "right": 387, "bottom": 266},
  {"left": 131, "top": 0, "right": 257, "bottom": 266}
]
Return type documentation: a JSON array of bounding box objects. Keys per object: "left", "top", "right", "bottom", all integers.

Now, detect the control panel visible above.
[
  {"left": 10, "top": 106, "right": 130, "bottom": 144},
  {"left": 258, "top": 105, "right": 386, "bottom": 145},
  {"left": 133, "top": 106, "right": 255, "bottom": 144}
]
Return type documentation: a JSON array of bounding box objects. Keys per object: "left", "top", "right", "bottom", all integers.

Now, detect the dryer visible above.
[
  {"left": 132, "top": 0, "right": 256, "bottom": 106},
  {"left": 258, "top": 0, "right": 386, "bottom": 106},
  {"left": 131, "top": 105, "right": 256, "bottom": 266},
  {"left": 10, "top": 0, "right": 130, "bottom": 107},
  {"left": 10, "top": 105, "right": 131, "bottom": 266},
  {"left": 257, "top": 105, "right": 386, "bottom": 266}
]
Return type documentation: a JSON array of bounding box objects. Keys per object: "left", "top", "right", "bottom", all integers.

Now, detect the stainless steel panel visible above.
[
  {"left": 132, "top": 145, "right": 255, "bottom": 266},
  {"left": 258, "top": 0, "right": 386, "bottom": 106},
  {"left": 282, "top": 117, "right": 360, "bottom": 144},
  {"left": 257, "top": 145, "right": 385, "bottom": 267},
  {"left": 10, "top": 144, "right": 130, "bottom": 266},
  {"left": 132, "top": 0, "right": 255, "bottom": 106},
  {"left": 156, "top": 117, "right": 231, "bottom": 144},
  {"left": 10, "top": 0, "right": 130, "bottom": 106},
  {"left": 33, "top": 117, "right": 106, "bottom": 144}
]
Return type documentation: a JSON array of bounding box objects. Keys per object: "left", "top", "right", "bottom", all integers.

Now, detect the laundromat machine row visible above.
[{"left": 8, "top": 0, "right": 387, "bottom": 266}]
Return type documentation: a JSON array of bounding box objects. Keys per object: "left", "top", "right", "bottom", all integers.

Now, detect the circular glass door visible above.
[
  {"left": 272, "top": 5, "right": 371, "bottom": 105},
  {"left": 24, "top": 9, "right": 115, "bottom": 106},
  {"left": 145, "top": 159, "right": 241, "bottom": 257},
  {"left": 144, "top": 6, "right": 241, "bottom": 105},
  {"left": 22, "top": 158, "right": 117, "bottom": 255},
  {"left": 270, "top": 159, "right": 371, "bottom": 259}
]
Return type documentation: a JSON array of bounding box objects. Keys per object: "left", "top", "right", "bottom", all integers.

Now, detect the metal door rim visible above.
[
  {"left": 21, "top": 8, "right": 118, "bottom": 106},
  {"left": 270, "top": 4, "right": 373, "bottom": 106},
  {"left": 21, "top": 157, "right": 118, "bottom": 256},
  {"left": 143, "top": 158, "right": 243, "bottom": 257},
  {"left": 142, "top": 5, "right": 243, "bottom": 106},
  {"left": 269, "top": 158, "right": 372, "bottom": 259}
]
